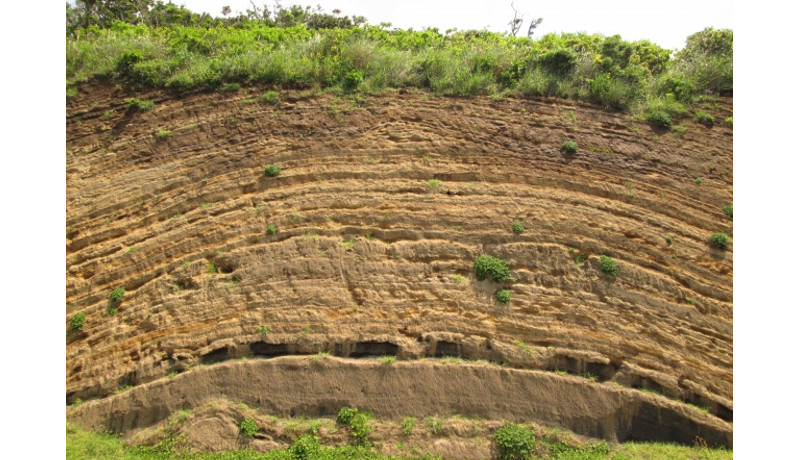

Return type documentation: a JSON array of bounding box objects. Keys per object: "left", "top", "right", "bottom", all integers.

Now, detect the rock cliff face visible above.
[{"left": 66, "top": 83, "right": 733, "bottom": 449}]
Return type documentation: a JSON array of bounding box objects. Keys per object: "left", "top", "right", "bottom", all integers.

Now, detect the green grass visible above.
[
  {"left": 155, "top": 129, "right": 171, "bottom": 141},
  {"left": 265, "top": 224, "right": 277, "bottom": 235},
  {"left": 66, "top": 418, "right": 732, "bottom": 460},
  {"left": 426, "top": 179, "right": 443, "bottom": 190},
  {"left": 514, "top": 339, "right": 534, "bottom": 356},
  {"left": 260, "top": 91, "right": 281, "bottom": 105},
  {"left": 124, "top": 98, "right": 154, "bottom": 112},
  {"left": 380, "top": 355, "right": 396, "bottom": 365},
  {"left": 68, "top": 15, "right": 730, "bottom": 117}
]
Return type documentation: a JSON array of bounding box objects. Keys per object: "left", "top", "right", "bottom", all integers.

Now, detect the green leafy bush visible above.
[
  {"left": 495, "top": 289, "right": 511, "bottom": 304},
  {"left": 266, "top": 224, "right": 277, "bottom": 235},
  {"left": 109, "top": 287, "right": 126, "bottom": 303},
  {"left": 599, "top": 255, "right": 619, "bottom": 276},
  {"left": 723, "top": 204, "right": 733, "bottom": 218},
  {"left": 70, "top": 313, "right": 86, "bottom": 331},
  {"left": 538, "top": 48, "right": 577, "bottom": 76},
  {"left": 343, "top": 70, "right": 364, "bottom": 91},
  {"left": 492, "top": 423, "right": 536, "bottom": 460},
  {"left": 337, "top": 407, "right": 359, "bottom": 425},
  {"left": 560, "top": 141, "right": 578, "bottom": 155},
  {"left": 264, "top": 165, "right": 282, "bottom": 177},
  {"left": 474, "top": 255, "right": 511, "bottom": 283},
  {"left": 646, "top": 110, "right": 672, "bottom": 128},
  {"left": 348, "top": 412, "right": 371, "bottom": 447},
  {"left": 511, "top": 221, "right": 524, "bottom": 234},
  {"left": 709, "top": 232, "right": 730, "bottom": 250},
  {"left": 288, "top": 434, "right": 321, "bottom": 460},
  {"left": 239, "top": 418, "right": 259, "bottom": 437}
]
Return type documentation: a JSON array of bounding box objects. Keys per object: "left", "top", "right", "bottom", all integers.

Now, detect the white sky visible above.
[{"left": 177, "top": 0, "right": 733, "bottom": 51}]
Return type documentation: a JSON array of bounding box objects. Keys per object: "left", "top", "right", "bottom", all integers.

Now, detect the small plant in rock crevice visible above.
[
  {"left": 723, "top": 204, "right": 733, "bottom": 218},
  {"left": 709, "top": 232, "right": 730, "bottom": 250},
  {"left": 560, "top": 141, "right": 578, "bottom": 155},
  {"left": 599, "top": 255, "right": 619, "bottom": 276},
  {"left": 70, "top": 313, "right": 86, "bottom": 331},
  {"left": 264, "top": 165, "right": 281, "bottom": 177},
  {"left": 511, "top": 220, "right": 524, "bottom": 234},
  {"left": 109, "top": 287, "right": 125, "bottom": 303}
]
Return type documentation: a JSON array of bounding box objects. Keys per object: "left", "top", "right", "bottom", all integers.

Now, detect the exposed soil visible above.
[{"left": 66, "top": 82, "right": 733, "bottom": 452}]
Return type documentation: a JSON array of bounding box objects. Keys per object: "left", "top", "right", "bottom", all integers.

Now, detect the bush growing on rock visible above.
[
  {"left": 723, "top": 204, "right": 733, "bottom": 218},
  {"left": 599, "top": 255, "right": 619, "bottom": 276},
  {"left": 511, "top": 220, "right": 525, "bottom": 234},
  {"left": 70, "top": 313, "right": 86, "bottom": 331},
  {"left": 109, "top": 287, "right": 125, "bottom": 303},
  {"left": 239, "top": 418, "right": 259, "bottom": 437},
  {"left": 264, "top": 165, "right": 282, "bottom": 177},
  {"left": 474, "top": 255, "right": 511, "bottom": 283},
  {"left": 560, "top": 141, "right": 578, "bottom": 155},
  {"left": 495, "top": 289, "right": 511, "bottom": 304},
  {"left": 709, "top": 232, "right": 730, "bottom": 250}
]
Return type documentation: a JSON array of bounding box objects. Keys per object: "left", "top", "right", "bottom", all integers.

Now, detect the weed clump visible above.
[{"left": 511, "top": 220, "right": 524, "bottom": 234}]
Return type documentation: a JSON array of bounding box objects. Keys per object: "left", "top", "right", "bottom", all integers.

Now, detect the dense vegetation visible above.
[
  {"left": 66, "top": 2, "right": 732, "bottom": 118},
  {"left": 66, "top": 421, "right": 733, "bottom": 460}
]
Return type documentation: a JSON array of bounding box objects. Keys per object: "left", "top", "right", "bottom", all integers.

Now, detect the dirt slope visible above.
[{"left": 66, "top": 83, "right": 733, "bottom": 450}]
